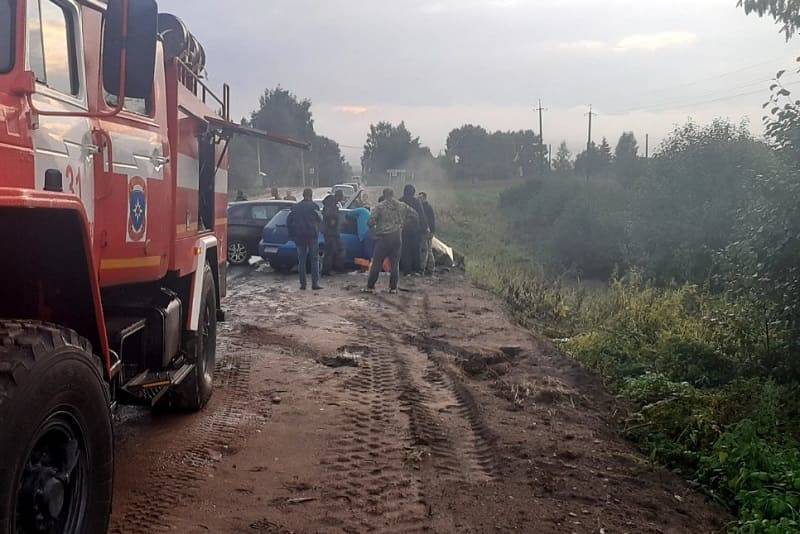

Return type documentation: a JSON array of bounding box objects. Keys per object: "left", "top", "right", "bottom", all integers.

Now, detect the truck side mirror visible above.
[{"left": 102, "top": 0, "right": 158, "bottom": 99}]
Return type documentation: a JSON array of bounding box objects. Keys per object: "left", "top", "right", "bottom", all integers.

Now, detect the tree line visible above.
[
  {"left": 229, "top": 87, "right": 352, "bottom": 193},
  {"left": 226, "top": 86, "right": 651, "bottom": 191}
]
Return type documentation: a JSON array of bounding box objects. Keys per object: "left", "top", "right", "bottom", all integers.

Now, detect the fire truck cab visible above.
[{"left": 0, "top": 1, "right": 303, "bottom": 531}]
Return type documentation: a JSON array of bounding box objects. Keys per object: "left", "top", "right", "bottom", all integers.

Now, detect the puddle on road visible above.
[{"left": 319, "top": 345, "right": 369, "bottom": 368}]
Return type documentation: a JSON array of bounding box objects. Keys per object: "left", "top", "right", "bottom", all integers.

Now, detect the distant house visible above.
[{"left": 386, "top": 169, "right": 413, "bottom": 184}]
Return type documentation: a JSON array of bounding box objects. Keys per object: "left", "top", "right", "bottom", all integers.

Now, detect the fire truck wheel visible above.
[
  {"left": 0, "top": 321, "right": 113, "bottom": 534},
  {"left": 171, "top": 262, "right": 217, "bottom": 411}
]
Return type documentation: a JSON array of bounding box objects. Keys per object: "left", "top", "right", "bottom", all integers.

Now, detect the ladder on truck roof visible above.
[{"left": 202, "top": 116, "right": 312, "bottom": 191}]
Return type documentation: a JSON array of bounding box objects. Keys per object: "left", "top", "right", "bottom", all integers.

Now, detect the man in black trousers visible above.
[
  {"left": 399, "top": 184, "right": 428, "bottom": 275},
  {"left": 287, "top": 188, "right": 323, "bottom": 290},
  {"left": 418, "top": 191, "right": 436, "bottom": 275},
  {"left": 321, "top": 195, "right": 343, "bottom": 276}
]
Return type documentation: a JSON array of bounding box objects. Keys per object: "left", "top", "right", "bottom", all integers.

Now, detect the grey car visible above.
[{"left": 227, "top": 200, "right": 294, "bottom": 265}]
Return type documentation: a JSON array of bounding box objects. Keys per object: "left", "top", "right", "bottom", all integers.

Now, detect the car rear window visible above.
[
  {"left": 333, "top": 186, "right": 355, "bottom": 198},
  {"left": 228, "top": 205, "right": 247, "bottom": 219},
  {"left": 251, "top": 205, "right": 283, "bottom": 221},
  {"left": 267, "top": 209, "right": 289, "bottom": 228},
  {"left": 0, "top": 0, "right": 14, "bottom": 73}
]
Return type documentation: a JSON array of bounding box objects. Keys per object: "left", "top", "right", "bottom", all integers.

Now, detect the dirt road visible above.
[{"left": 110, "top": 265, "right": 728, "bottom": 533}]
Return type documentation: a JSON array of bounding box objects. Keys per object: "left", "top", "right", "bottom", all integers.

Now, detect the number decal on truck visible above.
[{"left": 66, "top": 165, "right": 82, "bottom": 198}]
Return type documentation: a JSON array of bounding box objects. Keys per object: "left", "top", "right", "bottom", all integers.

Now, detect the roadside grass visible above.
[
  {"left": 436, "top": 184, "right": 587, "bottom": 338},
  {"left": 439, "top": 184, "right": 800, "bottom": 533}
]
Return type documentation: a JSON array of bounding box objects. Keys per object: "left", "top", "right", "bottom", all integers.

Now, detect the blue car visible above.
[{"left": 259, "top": 208, "right": 373, "bottom": 272}]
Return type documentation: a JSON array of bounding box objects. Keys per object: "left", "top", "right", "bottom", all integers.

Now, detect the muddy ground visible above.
[{"left": 110, "top": 265, "right": 729, "bottom": 533}]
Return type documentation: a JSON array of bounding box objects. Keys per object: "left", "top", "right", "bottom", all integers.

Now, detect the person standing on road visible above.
[
  {"left": 321, "top": 195, "right": 344, "bottom": 276},
  {"left": 270, "top": 186, "right": 280, "bottom": 200},
  {"left": 287, "top": 188, "right": 323, "bottom": 290},
  {"left": 365, "top": 188, "right": 418, "bottom": 294},
  {"left": 284, "top": 190, "right": 297, "bottom": 201},
  {"left": 418, "top": 191, "right": 436, "bottom": 275},
  {"left": 399, "top": 184, "right": 429, "bottom": 275}
]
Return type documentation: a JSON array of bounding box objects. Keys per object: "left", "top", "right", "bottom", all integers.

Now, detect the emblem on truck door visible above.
[{"left": 127, "top": 176, "right": 148, "bottom": 242}]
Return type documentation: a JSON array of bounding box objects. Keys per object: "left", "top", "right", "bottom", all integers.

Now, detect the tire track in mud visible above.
[
  {"left": 397, "top": 352, "right": 498, "bottom": 483},
  {"left": 110, "top": 331, "right": 258, "bottom": 533},
  {"left": 318, "top": 334, "right": 430, "bottom": 533},
  {"left": 395, "top": 291, "right": 499, "bottom": 483},
  {"left": 414, "top": 292, "right": 500, "bottom": 480},
  {"left": 324, "top": 287, "right": 499, "bottom": 531}
]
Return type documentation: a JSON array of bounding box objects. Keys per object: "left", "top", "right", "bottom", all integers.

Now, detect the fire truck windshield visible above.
[{"left": 0, "top": 0, "right": 12, "bottom": 73}]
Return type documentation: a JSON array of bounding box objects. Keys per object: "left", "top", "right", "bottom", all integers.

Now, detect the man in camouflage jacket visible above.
[{"left": 365, "top": 188, "right": 419, "bottom": 293}]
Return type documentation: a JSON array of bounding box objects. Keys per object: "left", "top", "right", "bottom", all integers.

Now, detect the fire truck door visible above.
[
  {"left": 27, "top": 0, "right": 95, "bottom": 230},
  {"left": 93, "top": 43, "right": 169, "bottom": 285}
]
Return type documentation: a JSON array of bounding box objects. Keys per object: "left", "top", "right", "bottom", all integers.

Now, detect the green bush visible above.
[
  {"left": 499, "top": 120, "right": 781, "bottom": 286},
  {"left": 499, "top": 175, "right": 632, "bottom": 278},
  {"left": 700, "top": 420, "right": 800, "bottom": 533}
]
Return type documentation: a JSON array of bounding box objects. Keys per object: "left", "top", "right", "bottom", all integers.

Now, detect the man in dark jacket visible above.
[
  {"left": 418, "top": 192, "right": 436, "bottom": 275},
  {"left": 321, "top": 195, "right": 344, "bottom": 276},
  {"left": 399, "top": 184, "right": 429, "bottom": 274},
  {"left": 287, "top": 188, "right": 323, "bottom": 290}
]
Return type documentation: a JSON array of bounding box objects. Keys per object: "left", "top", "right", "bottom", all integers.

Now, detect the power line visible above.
[
  {"left": 629, "top": 80, "right": 800, "bottom": 114},
  {"left": 612, "top": 75, "right": 778, "bottom": 114},
  {"left": 610, "top": 55, "right": 793, "bottom": 105}
]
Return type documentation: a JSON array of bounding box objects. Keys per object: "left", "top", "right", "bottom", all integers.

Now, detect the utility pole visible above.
[
  {"left": 548, "top": 144, "right": 552, "bottom": 171},
  {"left": 256, "top": 140, "right": 263, "bottom": 183},
  {"left": 300, "top": 150, "right": 306, "bottom": 187},
  {"left": 536, "top": 99, "right": 547, "bottom": 174},
  {"left": 585, "top": 104, "right": 597, "bottom": 183},
  {"left": 645, "top": 133, "right": 649, "bottom": 160}
]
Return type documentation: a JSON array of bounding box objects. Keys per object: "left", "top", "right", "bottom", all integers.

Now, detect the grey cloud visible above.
[{"left": 157, "top": 0, "right": 791, "bottom": 158}]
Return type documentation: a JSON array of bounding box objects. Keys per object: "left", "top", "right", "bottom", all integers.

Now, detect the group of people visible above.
[
  {"left": 367, "top": 185, "right": 435, "bottom": 293},
  {"left": 271, "top": 187, "right": 297, "bottom": 201},
  {"left": 285, "top": 185, "right": 436, "bottom": 293}
]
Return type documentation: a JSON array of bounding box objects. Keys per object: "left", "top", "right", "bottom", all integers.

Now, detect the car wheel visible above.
[{"left": 227, "top": 240, "right": 249, "bottom": 265}]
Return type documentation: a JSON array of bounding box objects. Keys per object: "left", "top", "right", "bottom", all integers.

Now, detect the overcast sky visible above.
[{"left": 159, "top": 0, "right": 797, "bottom": 165}]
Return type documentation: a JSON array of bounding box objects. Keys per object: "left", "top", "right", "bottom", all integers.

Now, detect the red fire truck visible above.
[{"left": 0, "top": 1, "right": 308, "bottom": 531}]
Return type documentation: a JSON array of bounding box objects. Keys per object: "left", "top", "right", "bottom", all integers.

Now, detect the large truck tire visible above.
[
  {"left": 170, "top": 262, "right": 217, "bottom": 411},
  {"left": 0, "top": 321, "right": 113, "bottom": 534}
]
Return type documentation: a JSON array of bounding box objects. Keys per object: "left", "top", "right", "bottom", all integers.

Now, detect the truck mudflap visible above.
[{"left": 188, "top": 234, "right": 218, "bottom": 331}]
